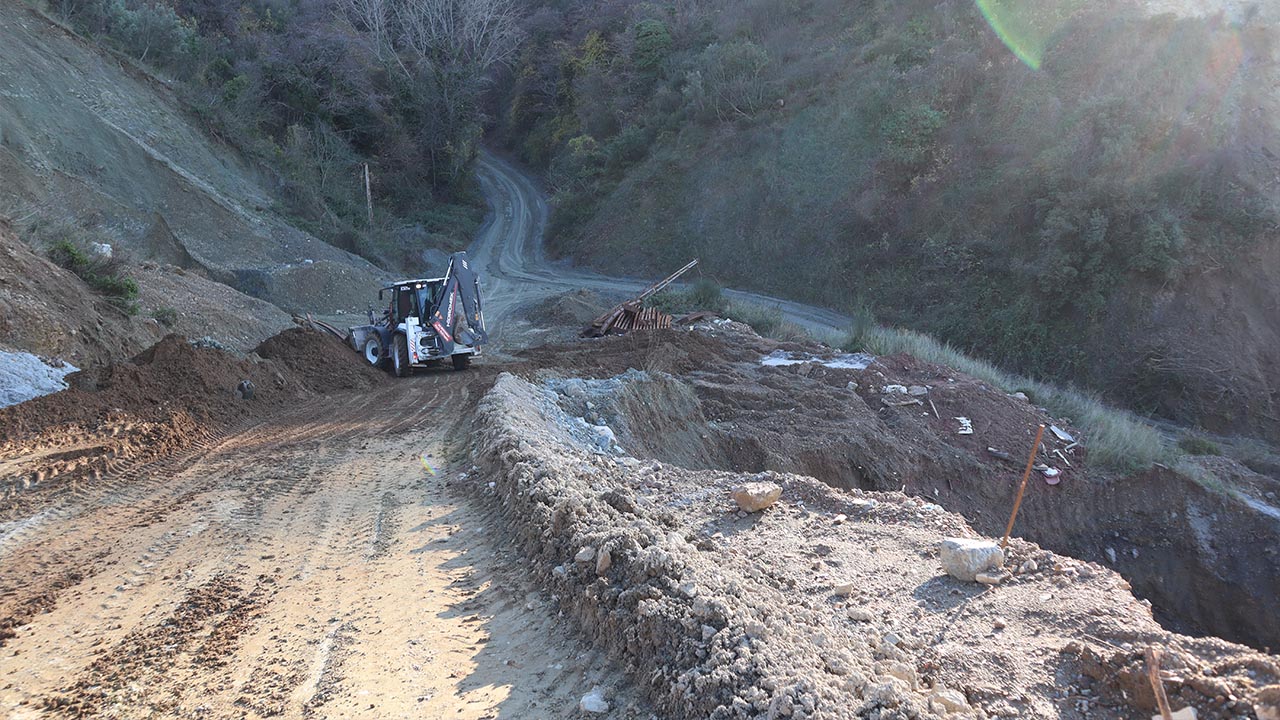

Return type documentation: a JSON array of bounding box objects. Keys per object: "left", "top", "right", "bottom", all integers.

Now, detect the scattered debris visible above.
[
  {"left": 730, "top": 479, "right": 783, "bottom": 512},
  {"left": 940, "top": 538, "right": 1005, "bottom": 582},
  {"left": 955, "top": 417, "right": 974, "bottom": 435},
  {"left": 987, "top": 447, "right": 1013, "bottom": 462},
  {"left": 1049, "top": 425, "right": 1075, "bottom": 443},
  {"left": 761, "top": 350, "right": 873, "bottom": 370},
  {"left": 234, "top": 379, "right": 256, "bottom": 400},
  {"left": 583, "top": 259, "right": 697, "bottom": 337}
]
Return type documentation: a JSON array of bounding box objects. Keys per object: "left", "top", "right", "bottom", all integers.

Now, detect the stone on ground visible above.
[
  {"left": 579, "top": 686, "right": 609, "bottom": 713},
  {"left": 940, "top": 538, "right": 1005, "bottom": 582},
  {"left": 730, "top": 481, "right": 782, "bottom": 512}
]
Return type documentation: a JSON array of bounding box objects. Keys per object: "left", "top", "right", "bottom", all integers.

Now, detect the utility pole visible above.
[{"left": 364, "top": 163, "right": 374, "bottom": 227}]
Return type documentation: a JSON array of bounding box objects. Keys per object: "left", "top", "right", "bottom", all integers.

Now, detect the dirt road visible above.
[
  {"left": 0, "top": 372, "right": 639, "bottom": 718},
  {"left": 470, "top": 152, "right": 853, "bottom": 337}
]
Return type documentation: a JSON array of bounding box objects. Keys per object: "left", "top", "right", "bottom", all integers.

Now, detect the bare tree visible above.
[
  {"left": 335, "top": 0, "right": 392, "bottom": 60},
  {"left": 396, "top": 0, "right": 522, "bottom": 74}
]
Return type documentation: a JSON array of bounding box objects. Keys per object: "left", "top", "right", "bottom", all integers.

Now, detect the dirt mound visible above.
[
  {"left": 473, "top": 372, "right": 1280, "bottom": 719},
  {"left": 506, "top": 325, "right": 1280, "bottom": 651},
  {"left": 0, "top": 329, "right": 385, "bottom": 518},
  {"left": 253, "top": 327, "right": 385, "bottom": 393}
]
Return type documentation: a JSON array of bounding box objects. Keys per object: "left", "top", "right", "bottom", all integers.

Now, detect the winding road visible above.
[{"left": 469, "top": 151, "right": 853, "bottom": 338}]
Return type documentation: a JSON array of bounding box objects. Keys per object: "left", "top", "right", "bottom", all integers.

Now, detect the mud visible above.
[{"left": 472, "top": 370, "right": 1280, "bottom": 719}]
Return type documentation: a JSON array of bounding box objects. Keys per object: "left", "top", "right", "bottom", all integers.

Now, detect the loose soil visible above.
[
  {"left": 473, "top": 367, "right": 1280, "bottom": 719},
  {"left": 2, "top": 315, "right": 1278, "bottom": 719},
  {"left": 505, "top": 323, "right": 1280, "bottom": 650}
]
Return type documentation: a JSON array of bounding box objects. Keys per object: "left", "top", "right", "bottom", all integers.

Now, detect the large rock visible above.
[
  {"left": 940, "top": 538, "right": 1005, "bottom": 582},
  {"left": 579, "top": 686, "right": 609, "bottom": 714},
  {"left": 731, "top": 481, "right": 783, "bottom": 512}
]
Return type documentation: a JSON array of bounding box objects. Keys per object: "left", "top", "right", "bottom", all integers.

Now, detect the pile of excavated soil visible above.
[
  {"left": 253, "top": 327, "right": 385, "bottom": 394},
  {"left": 471, "top": 372, "right": 1280, "bottom": 720},
  {"left": 507, "top": 325, "right": 1280, "bottom": 652},
  {"left": 0, "top": 329, "right": 385, "bottom": 517}
]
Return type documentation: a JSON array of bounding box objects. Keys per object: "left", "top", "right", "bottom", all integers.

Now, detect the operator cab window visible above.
[{"left": 396, "top": 286, "right": 415, "bottom": 322}]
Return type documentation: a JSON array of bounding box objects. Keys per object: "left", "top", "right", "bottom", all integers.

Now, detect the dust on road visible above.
[{"left": 0, "top": 373, "right": 639, "bottom": 719}]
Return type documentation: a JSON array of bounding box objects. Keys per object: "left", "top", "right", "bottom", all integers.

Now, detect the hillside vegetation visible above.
[
  {"left": 12, "top": 0, "right": 522, "bottom": 280},
  {"left": 495, "top": 0, "right": 1280, "bottom": 441}
]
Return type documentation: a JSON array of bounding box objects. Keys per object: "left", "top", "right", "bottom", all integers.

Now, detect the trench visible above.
[{"left": 555, "top": 368, "right": 1280, "bottom": 652}]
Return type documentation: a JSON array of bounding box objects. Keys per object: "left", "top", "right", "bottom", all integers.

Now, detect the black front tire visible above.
[
  {"left": 451, "top": 353, "right": 471, "bottom": 371},
  {"left": 392, "top": 334, "right": 411, "bottom": 377}
]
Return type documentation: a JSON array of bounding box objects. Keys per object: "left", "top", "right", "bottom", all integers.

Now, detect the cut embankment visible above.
[
  {"left": 507, "top": 325, "right": 1280, "bottom": 653},
  {"left": 472, "top": 371, "right": 1280, "bottom": 720}
]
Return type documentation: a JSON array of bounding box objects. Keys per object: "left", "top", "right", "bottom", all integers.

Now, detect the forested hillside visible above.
[
  {"left": 495, "top": 0, "right": 1280, "bottom": 441},
  {"left": 43, "top": 0, "right": 522, "bottom": 270}
]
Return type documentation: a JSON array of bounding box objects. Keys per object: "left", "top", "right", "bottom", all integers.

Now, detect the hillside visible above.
[{"left": 496, "top": 0, "right": 1280, "bottom": 443}]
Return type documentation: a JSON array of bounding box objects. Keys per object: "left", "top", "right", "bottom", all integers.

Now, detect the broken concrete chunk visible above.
[
  {"left": 833, "top": 582, "right": 855, "bottom": 597},
  {"left": 1049, "top": 425, "right": 1075, "bottom": 443},
  {"left": 883, "top": 384, "right": 909, "bottom": 394},
  {"left": 579, "top": 686, "right": 609, "bottom": 714},
  {"left": 595, "top": 548, "right": 612, "bottom": 576},
  {"left": 928, "top": 688, "right": 972, "bottom": 715},
  {"left": 731, "top": 481, "right": 782, "bottom": 512},
  {"left": 1255, "top": 685, "right": 1280, "bottom": 720},
  {"left": 575, "top": 546, "right": 596, "bottom": 563},
  {"left": 847, "top": 607, "right": 874, "bottom": 622},
  {"left": 940, "top": 538, "right": 1005, "bottom": 582},
  {"left": 908, "top": 385, "right": 929, "bottom": 396},
  {"left": 975, "top": 571, "right": 1009, "bottom": 586}
]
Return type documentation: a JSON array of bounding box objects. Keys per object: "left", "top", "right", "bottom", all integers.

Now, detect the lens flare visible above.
[
  {"left": 974, "top": 0, "right": 1086, "bottom": 69},
  {"left": 420, "top": 453, "right": 438, "bottom": 476}
]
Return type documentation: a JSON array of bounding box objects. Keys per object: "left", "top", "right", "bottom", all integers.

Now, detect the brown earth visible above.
[
  {"left": 506, "top": 324, "right": 1280, "bottom": 651},
  {"left": 0, "top": 329, "right": 385, "bottom": 522},
  {"left": 474, "top": 367, "right": 1280, "bottom": 719},
  {"left": 2, "top": 316, "right": 1279, "bottom": 719},
  {"left": 0, "top": 220, "right": 292, "bottom": 366}
]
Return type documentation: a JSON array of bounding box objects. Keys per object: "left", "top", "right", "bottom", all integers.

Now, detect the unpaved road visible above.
[
  {"left": 471, "top": 152, "right": 853, "bottom": 338},
  {"left": 0, "top": 375, "right": 632, "bottom": 717}
]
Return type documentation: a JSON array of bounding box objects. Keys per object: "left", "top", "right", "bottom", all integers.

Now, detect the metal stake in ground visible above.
[{"left": 1002, "top": 423, "right": 1045, "bottom": 549}]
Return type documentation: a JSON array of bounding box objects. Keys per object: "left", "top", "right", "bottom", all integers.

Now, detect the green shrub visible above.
[
  {"left": 151, "top": 306, "right": 178, "bottom": 327},
  {"left": 633, "top": 19, "right": 673, "bottom": 72},
  {"left": 48, "top": 239, "right": 140, "bottom": 313},
  {"left": 840, "top": 300, "right": 877, "bottom": 352},
  {"left": 727, "top": 301, "right": 783, "bottom": 337},
  {"left": 1178, "top": 436, "right": 1222, "bottom": 457}
]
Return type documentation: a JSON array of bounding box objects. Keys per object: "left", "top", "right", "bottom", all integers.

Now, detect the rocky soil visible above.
[
  {"left": 470, "top": 363, "right": 1280, "bottom": 719},
  {"left": 0, "top": 220, "right": 292, "bottom": 367},
  {"left": 504, "top": 323, "right": 1280, "bottom": 652}
]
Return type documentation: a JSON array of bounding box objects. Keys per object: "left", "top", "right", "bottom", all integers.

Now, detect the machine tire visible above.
[
  {"left": 362, "top": 336, "right": 383, "bottom": 368},
  {"left": 451, "top": 353, "right": 471, "bottom": 371},
  {"left": 392, "top": 334, "right": 411, "bottom": 378}
]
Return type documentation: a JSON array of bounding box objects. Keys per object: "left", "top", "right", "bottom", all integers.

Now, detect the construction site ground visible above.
[{"left": 2, "top": 311, "right": 1279, "bottom": 719}]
